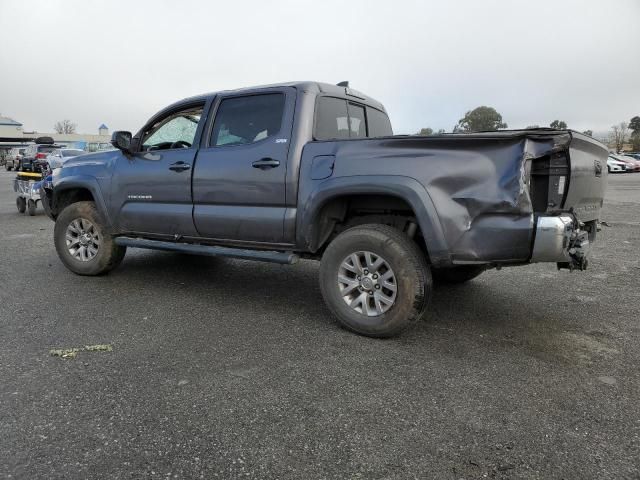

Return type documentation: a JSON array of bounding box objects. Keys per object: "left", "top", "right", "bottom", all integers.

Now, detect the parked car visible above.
[
  {"left": 625, "top": 152, "right": 640, "bottom": 160},
  {"left": 607, "top": 156, "right": 629, "bottom": 173},
  {"left": 610, "top": 153, "right": 640, "bottom": 172},
  {"left": 20, "top": 139, "right": 65, "bottom": 172},
  {"left": 5, "top": 147, "right": 27, "bottom": 171},
  {"left": 42, "top": 81, "right": 607, "bottom": 338},
  {"left": 45, "top": 148, "right": 86, "bottom": 170}
]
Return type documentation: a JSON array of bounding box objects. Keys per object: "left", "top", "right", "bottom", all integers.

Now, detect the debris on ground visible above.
[{"left": 49, "top": 344, "right": 113, "bottom": 359}]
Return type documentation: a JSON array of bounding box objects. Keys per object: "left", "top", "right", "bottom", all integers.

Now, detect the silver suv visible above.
[{"left": 4, "top": 147, "right": 27, "bottom": 171}]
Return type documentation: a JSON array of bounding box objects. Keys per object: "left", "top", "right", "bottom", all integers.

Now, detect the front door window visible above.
[{"left": 142, "top": 106, "right": 203, "bottom": 151}]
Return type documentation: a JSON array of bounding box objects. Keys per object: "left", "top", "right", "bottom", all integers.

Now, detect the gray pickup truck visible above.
[{"left": 42, "top": 81, "right": 607, "bottom": 337}]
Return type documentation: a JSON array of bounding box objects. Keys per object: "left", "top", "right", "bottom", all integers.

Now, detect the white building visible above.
[
  {"left": 0, "top": 116, "right": 23, "bottom": 138},
  {"left": 1, "top": 117, "right": 112, "bottom": 156}
]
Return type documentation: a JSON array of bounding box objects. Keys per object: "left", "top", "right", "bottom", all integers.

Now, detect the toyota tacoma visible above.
[{"left": 42, "top": 81, "right": 607, "bottom": 337}]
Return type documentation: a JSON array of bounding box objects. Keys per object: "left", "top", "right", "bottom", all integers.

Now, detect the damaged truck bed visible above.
[
  {"left": 43, "top": 81, "right": 608, "bottom": 337},
  {"left": 298, "top": 128, "right": 605, "bottom": 269}
]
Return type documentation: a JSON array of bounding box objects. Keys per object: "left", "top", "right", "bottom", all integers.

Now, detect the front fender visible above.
[
  {"left": 52, "top": 174, "right": 112, "bottom": 229},
  {"left": 297, "top": 175, "right": 451, "bottom": 266}
]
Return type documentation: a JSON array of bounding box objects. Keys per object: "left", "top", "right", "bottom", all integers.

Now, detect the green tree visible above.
[
  {"left": 417, "top": 127, "right": 433, "bottom": 136},
  {"left": 582, "top": 130, "right": 593, "bottom": 137},
  {"left": 550, "top": 120, "right": 567, "bottom": 129},
  {"left": 629, "top": 116, "right": 640, "bottom": 133},
  {"left": 456, "top": 106, "right": 507, "bottom": 132}
]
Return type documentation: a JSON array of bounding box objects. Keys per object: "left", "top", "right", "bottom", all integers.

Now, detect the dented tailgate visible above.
[{"left": 563, "top": 132, "right": 608, "bottom": 222}]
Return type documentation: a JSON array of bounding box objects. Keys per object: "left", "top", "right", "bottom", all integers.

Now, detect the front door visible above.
[
  {"left": 111, "top": 102, "right": 207, "bottom": 237},
  {"left": 192, "top": 89, "right": 294, "bottom": 243}
]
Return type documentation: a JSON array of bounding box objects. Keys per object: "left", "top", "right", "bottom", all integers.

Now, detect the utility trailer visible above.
[{"left": 14, "top": 171, "right": 44, "bottom": 216}]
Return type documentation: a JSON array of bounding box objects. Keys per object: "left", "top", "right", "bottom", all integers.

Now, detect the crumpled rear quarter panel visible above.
[{"left": 328, "top": 132, "right": 574, "bottom": 263}]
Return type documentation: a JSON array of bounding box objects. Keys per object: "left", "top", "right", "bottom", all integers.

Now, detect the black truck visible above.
[{"left": 42, "top": 81, "right": 608, "bottom": 337}]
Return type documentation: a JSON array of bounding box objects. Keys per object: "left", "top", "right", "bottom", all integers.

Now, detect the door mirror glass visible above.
[{"left": 111, "top": 131, "right": 132, "bottom": 152}]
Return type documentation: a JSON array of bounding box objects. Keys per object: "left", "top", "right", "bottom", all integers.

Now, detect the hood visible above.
[{"left": 61, "top": 150, "right": 120, "bottom": 169}]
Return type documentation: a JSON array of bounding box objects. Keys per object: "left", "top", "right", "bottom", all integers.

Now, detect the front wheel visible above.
[
  {"left": 27, "top": 199, "right": 37, "bottom": 216},
  {"left": 54, "top": 201, "right": 126, "bottom": 276},
  {"left": 319, "top": 224, "right": 431, "bottom": 338},
  {"left": 16, "top": 197, "right": 26, "bottom": 213}
]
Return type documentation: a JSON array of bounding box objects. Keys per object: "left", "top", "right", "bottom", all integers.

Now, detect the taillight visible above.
[{"left": 36, "top": 153, "right": 47, "bottom": 159}]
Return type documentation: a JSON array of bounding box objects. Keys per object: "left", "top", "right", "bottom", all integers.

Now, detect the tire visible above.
[
  {"left": 16, "top": 197, "right": 26, "bottom": 213},
  {"left": 432, "top": 265, "right": 485, "bottom": 285},
  {"left": 5, "top": 164, "right": 11, "bottom": 171},
  {"left": 54, "top": 201, "right": 126, "bottom": 276},
  {"left": 319, "top": 224, "right": 431, "bottom": 338},
  {"left": 27, "top": 199, "right": 37, "bottom": 216}
]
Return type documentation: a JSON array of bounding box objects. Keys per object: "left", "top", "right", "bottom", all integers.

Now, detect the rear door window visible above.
[{"left": 210, "top": 94, "right": 285, "bottom": 147}]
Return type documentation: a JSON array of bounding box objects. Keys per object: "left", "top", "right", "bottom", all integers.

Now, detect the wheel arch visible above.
[
  {"left": 297, "top": 176, "right": 451, "bottom": 266},
  {"left": 52, "top": 176, "right": 112, "bottom": 229}
]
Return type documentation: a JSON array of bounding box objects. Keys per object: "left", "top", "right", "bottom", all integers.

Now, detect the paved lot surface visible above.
[{"left": 0, "top": 169, "right": 639, "bottom": 479}]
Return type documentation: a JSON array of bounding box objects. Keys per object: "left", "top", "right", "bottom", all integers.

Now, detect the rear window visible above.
[
  {"left": 347, "top": 103, "right": 366, "bottom": 138},
  {"left": 315, "top": 97, "right": 350, "bottom": 140},
  {"left": 315, "top": 97, "right": 392, "bottom": 140},
  {"left": 62, "top": 150, "right": 84, "bottom": 157},
  {"left": 367, "top": 107, "right": 393, "bottom": 137},
  {"left": 37, "top": 146, "right": 58, "bottom": 153}
]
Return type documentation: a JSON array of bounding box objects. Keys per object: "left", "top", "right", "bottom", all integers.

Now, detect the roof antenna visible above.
[{"left": 337, "top": 81, "right": 349, "bottom": 87}]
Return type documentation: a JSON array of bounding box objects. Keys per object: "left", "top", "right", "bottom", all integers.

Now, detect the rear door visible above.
[
  {"left": 110, "top": 101, "right": 207, "bottom": 237},
  {"left": 192, "top": 88, "right": 295, "bottom": 243}
]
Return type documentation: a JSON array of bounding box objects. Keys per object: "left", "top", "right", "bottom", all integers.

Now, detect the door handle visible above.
[
  {"left": 169, "top": 161, "right": 191, "bottom": 172},
  {"left": 252, "top": 158, "right": 280, "bottom": 169}
]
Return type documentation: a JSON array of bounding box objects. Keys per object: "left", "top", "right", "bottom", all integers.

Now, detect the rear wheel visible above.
[
  {"left": 432, "top": 265, "right": 485, "bottom": 284},
  {"left": 319, "top": 224, "right": 431, "bottom": 338},
  {"left": 54, "top": 201, "right": 126, "bottom": 276},
  {"left": 16, "top": 197, "right": 26, "bottom": 213},
  {"left": 27, "top": 199, "right": 37, "bottom": 216}
]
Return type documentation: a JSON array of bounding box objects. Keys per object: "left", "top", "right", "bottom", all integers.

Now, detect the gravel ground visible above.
[{"left": 0, "top": 169, "right": 639, "bottom": 479}]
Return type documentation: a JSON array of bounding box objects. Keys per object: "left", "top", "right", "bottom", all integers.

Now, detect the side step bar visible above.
[{"left": 114, "top": 237, "right": 299, "bottom": 265}]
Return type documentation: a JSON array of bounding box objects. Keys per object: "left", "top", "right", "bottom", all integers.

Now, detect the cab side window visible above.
[
  {"left": 210, "top": 94, "right": 285, "bottom": 147},
  {"left": 142, "top": 105, "right": 204, "bottom": 151},
  {"left": 315, "top": 97, "right": 392, "bottom": 140}
]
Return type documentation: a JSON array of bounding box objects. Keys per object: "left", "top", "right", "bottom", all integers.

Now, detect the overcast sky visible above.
[{"left": 1, "top": 0, "right": 638, "bottom": 137}]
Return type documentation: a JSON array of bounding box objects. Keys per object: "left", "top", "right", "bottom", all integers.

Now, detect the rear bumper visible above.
[{"left": 531, "top": 214, "right": 590, "bottom": 270}]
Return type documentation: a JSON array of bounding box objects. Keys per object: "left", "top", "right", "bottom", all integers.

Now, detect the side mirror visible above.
[{"left": 111, "top": 131, "right": 132, "bottom": 152}]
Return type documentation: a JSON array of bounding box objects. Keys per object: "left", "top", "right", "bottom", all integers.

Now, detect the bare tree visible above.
[
  {"left": 53, "top": 119, "right": 77, "bottom": 134},
  {"left": 610, "top": 122, "right": 628, "bottom": 153}
]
